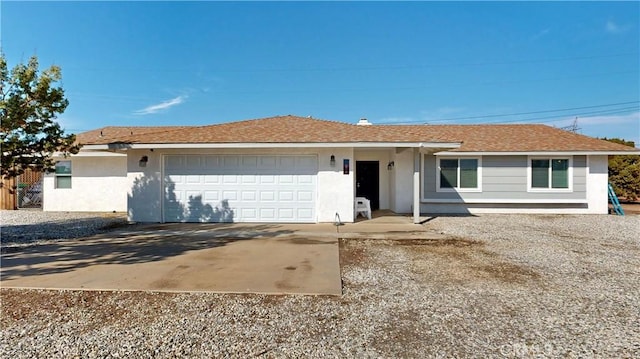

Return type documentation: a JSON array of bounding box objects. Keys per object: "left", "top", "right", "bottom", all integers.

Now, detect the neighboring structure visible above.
[{"left": 43, "top": 115, "right": 640, "bottom": 223}]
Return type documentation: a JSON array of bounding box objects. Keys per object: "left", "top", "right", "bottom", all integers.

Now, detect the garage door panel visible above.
[
  {"left": 185, "top": 175, "right": 201, "bottom": 184},
  {"left": 278, "top": 208, "right": 294, "bottom": 219},
  {"left": 164, "top": 154, "right": 317, "bottom": 223},
  {"left": 298, "top": 191, "right": 314, "bottom": 202},
  {"left": 260, "top": 208, "right": 276, "bottom": 220},
  {"left": 223, "top": 175, "right": 238, "bottom": 184},
  {"left": 242, "top": 175, "right": 257, "bottom": 184},
  {"left": 298, "top": 208, "right": 314, "bottom": 219},
  {"left": 240, "top": 208, "right": 257, "bottom": 220},
  {"left": 204, "top": 190, "right": 219, "bottom": 202},
  {"left": 279, "top": 175, "right": 294, "bottom": 184},
  {"left": 261, "top": 175, "right": 276, "bottom": 184},
  {"left": 279, "top": 191, "right": 294, "bottom": 201},
  {"left": 298, "top": 175, "right": 314, "bottom": 184},
  {"left": 241, "top": 191, "right": 256, "bottom": 201},
  {"left": 260, "top": 191, "right": 275, "bottom": 201},
  {"left": 204, "top": 175, "right": 220, "bottom": 184},
  {"left": 222, "top": 190, "right": 238, "bottom": 200}
]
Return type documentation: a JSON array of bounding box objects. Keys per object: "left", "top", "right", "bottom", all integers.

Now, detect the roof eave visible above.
[
  {"left": 82, "top": 142, "right": 463, "bottom": 150},
  {"left": 435, "top": 150, "right": 640, "bottom": 156}
]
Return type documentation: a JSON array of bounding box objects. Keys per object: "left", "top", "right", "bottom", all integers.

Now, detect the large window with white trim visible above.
[
  {"left": 437, "top": 157, "right": 481, "bottom": 191},
  {"left": 529, "top": 157, "right": 571, "bottom": 190}
]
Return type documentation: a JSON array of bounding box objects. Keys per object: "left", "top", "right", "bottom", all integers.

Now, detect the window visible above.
[
  {"left": 529, "top": 158, "right": 570, "bottom": 190},
  {"left": 437, "top": 158, "right": 480, "bottom": 191},
  {"left": 55, "top": 161, "right": 72, "bottom": 189}
]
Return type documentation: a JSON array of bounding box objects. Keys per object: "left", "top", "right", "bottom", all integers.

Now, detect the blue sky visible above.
[{"left": 2, "top": 1, "right": 639, "bottom": 145}]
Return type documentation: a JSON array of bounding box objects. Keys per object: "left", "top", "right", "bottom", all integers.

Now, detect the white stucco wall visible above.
[
  {"left": 390, "top": 148, "right": 415, "bottom": 214},
  {"left": 317, "top": 148, "right": 355, "bottom": 223},
  {"left": 43, "top": 153, "right": 128, "bottom": 212},
  {"left": 586, "top": 155, "right": 609, "bottom": 214},
  {"left": 127, "top": 150, "right": 163, "bottom": 222},
  {"left": 126, "top": 148, "right": 355, "bottom": 223}
]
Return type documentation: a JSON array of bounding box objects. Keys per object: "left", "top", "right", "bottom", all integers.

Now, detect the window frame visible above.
[
  {"left": 435, "top": 156, "right": 482, "bottom": 193},
  {"left": 54, "top": 160, "right": 72, "bottom": 189},
  {"left": 527, "top": 156, "right": 573, "bottom": 192}
]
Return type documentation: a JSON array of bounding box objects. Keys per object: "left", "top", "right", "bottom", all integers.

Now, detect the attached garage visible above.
[{"left": 163, "top": 154, "right": 318, "bottom": 223}]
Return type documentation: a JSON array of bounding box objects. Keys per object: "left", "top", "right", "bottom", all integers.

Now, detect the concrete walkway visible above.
[{"left": 1, "top": 213, "right": 445, "bottom": 295}]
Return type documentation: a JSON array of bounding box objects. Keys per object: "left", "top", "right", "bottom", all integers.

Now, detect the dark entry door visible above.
[{"left": 356, "top": 161, "right": 380, "bottom": 210}]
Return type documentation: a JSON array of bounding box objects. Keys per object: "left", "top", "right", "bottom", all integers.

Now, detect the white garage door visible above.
[{"left": 163, "top": 155, "right": 317, "bottom": 223}]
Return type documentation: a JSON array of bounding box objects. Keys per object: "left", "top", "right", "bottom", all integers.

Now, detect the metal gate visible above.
[{"left": 18, "top": 169, "right": 43, "bottom": 208}]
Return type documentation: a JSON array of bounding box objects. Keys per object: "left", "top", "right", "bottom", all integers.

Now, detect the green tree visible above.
[
  {"left": 1, "top": 54, "right": 80, "bottom": 179},
  {"left": 602, "top": 138, "right": 640, "bottom": 201}
]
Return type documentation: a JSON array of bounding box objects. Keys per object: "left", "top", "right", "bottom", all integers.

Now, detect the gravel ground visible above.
[
  {"left": 1, "top": 213, "right": 639, "bottom": 358},
  {"left": 0, "top": 210, "right": 128, "bottom": 247}
]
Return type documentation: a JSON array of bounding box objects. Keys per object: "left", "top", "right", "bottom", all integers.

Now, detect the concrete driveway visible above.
[{"left": 1, "top": 223, "right": 341, "bottom": 295}]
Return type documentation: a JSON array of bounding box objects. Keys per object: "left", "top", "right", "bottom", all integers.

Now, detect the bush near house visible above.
[{"left": 603, "top": 138, "right": 640, "bottom": 202}]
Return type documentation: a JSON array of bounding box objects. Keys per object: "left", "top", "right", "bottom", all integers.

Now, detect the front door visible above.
[{"left": 355, "top": 161, "right": 379, "bottom": 210}]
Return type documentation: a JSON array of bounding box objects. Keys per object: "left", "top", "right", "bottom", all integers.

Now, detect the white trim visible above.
[
  {"left": 434, "top": 156, "right": 482, "bottom": 193},
  {"left": 82, "top": 142, "right": 462, "bottom": 151},
  {"left": 422, "top": 198, "right": 588, "bottom": 204},
  {"left": 160, "top": 154, "right": 166, "bottom": 224},
  {"left": 54, "top": 160, "right": 73, "bottom": 189},
  {"left": 413, "top": 149, "right": 421, "bottom": 224},
  {"left": 54, "top": 151, "right": 126, "bottom": 157},
  {"left": 527, "top": 156, "right": 573, "bottom": 192},
  {"left": 435, "top": 150, "right": 640, "bottom": 156}
]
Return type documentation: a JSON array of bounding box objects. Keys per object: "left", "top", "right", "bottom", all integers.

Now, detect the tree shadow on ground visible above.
[
  {"left": 1, "top": 222, "right": 295, "bottom": 280},
  {"left": 0, "top": 216, "right": 128, "bottom": 245}
]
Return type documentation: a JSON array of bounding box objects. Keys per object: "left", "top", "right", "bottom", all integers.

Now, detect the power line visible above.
[
  {"left": 424, "top": 101, "right": 640, "bottom": 123},
  {"left": 488, "top": 106, "right": 639, "bottom": 124},
  {"left": 377, "top": 101, "right": 640, "bottom": 125}
]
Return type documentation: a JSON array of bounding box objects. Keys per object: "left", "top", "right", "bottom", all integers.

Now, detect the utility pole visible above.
[{"left": 560, "top": 117, "right": 581, "bottom": 133}]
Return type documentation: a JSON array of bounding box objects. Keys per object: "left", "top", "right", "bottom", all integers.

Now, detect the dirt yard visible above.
[{"left": 2, "top": 214, "right": 639, "bottom": 358}]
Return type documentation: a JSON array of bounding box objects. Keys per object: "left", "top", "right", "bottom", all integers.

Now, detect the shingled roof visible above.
[{"left": 77, "top": 115, "right": 638, "bottom": 153}]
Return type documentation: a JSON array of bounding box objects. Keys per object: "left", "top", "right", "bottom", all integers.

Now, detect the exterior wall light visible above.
[
  {"left": 387, "top": 161, "right": 395, "bottom": 170},
  {"left": 330, "top": 155, "right": 336, "bottom": 167},
  {"left": 139, "top": 156, "right": 149, "bottom": 167}
]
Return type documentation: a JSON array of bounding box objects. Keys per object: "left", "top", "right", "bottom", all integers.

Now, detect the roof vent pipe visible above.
[{"left": 357, "top": 118, "right": 372, "bottom": 126}]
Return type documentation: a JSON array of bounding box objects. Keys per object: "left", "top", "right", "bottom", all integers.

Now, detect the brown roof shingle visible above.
[{"left": 77, "top": 115, "right": 638, "bottom": 153}]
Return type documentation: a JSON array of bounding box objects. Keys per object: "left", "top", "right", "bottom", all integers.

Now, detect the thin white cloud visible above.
[
  {"left": 380, "top": 107, "right": 467, "bottom": 124},
  {"left": 134, "top": 95, "right": 187, "bottom": 115},
  {"left": 378, "top": 116, "right": 416, "bottom": 124},
  {"left": 421, "top": 106, "right": 467, "bottom": 123},
  {"left": 605, "top": 20, "right": 630, "bottom": 34},
  {"left": 531, "top": 28, "right": 550, "bottom": 41}
]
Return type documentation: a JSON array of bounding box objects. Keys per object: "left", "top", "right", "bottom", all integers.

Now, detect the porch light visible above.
[
  {"left": 330, "top": 155, "right": 336, "bottom": 167},
  {"left": 139, "top": 156, "right": 149, "bottom": 167},
  {"left": 387, "top": 161, "right": 395, "bottom": 170}
]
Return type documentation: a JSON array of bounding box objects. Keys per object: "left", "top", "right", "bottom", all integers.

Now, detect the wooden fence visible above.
[
  {"left": 0, "top": 169, "right": 43, "bottom": 210},
  {"left": 0, "top": 176, "right": 18, "bottom": 210}
]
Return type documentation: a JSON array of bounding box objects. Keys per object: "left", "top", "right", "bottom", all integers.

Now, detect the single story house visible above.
[{"left": 44, "top": 115, "right": 639, "bottom": 223}]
